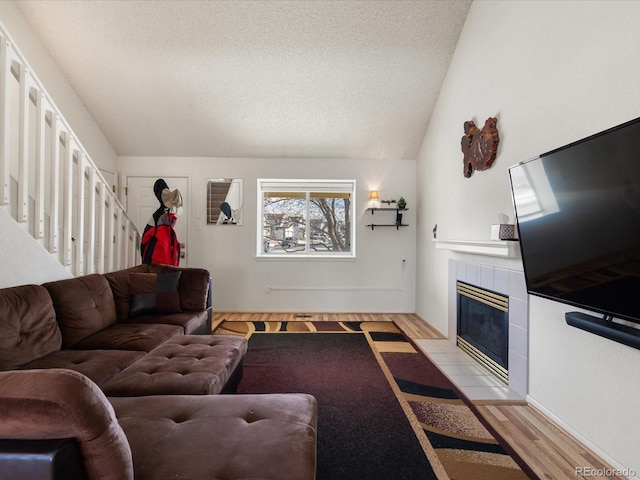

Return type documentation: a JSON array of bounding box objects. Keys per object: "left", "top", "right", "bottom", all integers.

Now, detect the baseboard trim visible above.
[{"left": 526, "top": 396, "right": 628, "bottom": 474}]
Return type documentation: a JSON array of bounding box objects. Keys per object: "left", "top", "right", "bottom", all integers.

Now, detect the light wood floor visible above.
[{"left": 212, "top": 312, "right": 625, "bottom": 480}]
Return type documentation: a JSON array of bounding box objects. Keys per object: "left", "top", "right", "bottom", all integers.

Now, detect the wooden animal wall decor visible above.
[{"left": 460, "top": 117, "right": 500, "bottom": 178}]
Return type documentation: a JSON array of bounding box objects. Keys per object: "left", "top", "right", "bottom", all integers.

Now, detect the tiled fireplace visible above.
[{"left": 448, "top": 259, "right": 529, "bottom": 399}]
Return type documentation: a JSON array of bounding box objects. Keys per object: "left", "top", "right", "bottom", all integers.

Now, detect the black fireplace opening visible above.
[{"left": 457, "top": 281, "right": 509, "bottom": 375}]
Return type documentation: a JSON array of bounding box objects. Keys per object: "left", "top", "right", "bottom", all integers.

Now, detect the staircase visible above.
[{"left": 0, "top": 26, "right": 139, "bottom": 276}]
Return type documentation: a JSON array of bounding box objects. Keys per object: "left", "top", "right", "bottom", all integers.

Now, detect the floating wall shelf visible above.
[
  {"left": 366, "top": 207, "right": 409, "bottom": 230},
  {"left": 433, "top": 239, "right": 519, "bottom": 258}
]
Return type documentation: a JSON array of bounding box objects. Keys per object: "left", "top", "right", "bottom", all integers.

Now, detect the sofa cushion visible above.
[
  {"left": 71, "top": 323, "right": 182, "bottom": 352},
  {"left": 111, "top": 393, "right": 317, "bottom": 480},
  {"left": 148, "top": 265, "right": 210, "bottom": 311},
  {"left": 0, "top": 285, "right": 62, "bottom": 370},
  {"left": 118, "top": 310, "right": 207, "bottom": 335},
  {"left": 43, "top": 275, "right": 117, "bottom": 348},
  {"left": 0, "top": 369, "right": 134, "bottom": 480},
  {"left": 104, "top": 265, "right": 149, "bottom": 322},
  {"left": 130, "top": 272, "right": 182, "bottom": 316},
  {"left": 18, "top": 349, "right": 145, "bottom": 387}
]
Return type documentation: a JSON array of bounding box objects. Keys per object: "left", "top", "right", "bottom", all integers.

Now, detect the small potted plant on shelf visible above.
[{"left": 397, "top": 196, "right": 407, "bottom": 210}]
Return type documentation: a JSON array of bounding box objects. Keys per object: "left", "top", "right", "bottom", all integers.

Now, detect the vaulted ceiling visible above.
[{"left": 16, "top": 0, "right": 471, "bottom": 160}]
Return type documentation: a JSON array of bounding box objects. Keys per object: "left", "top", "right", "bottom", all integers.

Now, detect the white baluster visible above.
[
  {"left": 123, "top": 219, "right": 130, "bottom": 268},
  {"left": 74, "top": 153, "right": 85, "bottom": 275},
  {"left": 0, "top": 37, "right": 10, "bottom": 206},
  {"left": 106, "top": 196, "right": 115, "bottom": 272},
  {"left": 96, "top": 182, "right": 106, "bottom": 274},
  {"left": 115, "top": 208, "right": 122, "bottom": 270},
  {"left": 62, "top": 133, "right": 73, "bottom": 267},
  {"left": 49, "top": 115, "right": 60, "bottom": 255},
  {"left": 17, "top": 63, "right": 28, "bottom": 223},
  {"left": 34, "top": 92, "right": 46, "bottom": 240},
  {"left": 86, "top": 168, "right": 96, "bottom": 274}
]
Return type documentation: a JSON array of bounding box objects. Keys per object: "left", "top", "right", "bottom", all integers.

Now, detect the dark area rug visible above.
[{"left": 214, "top": 321, "right": 529, "bottom": 480}]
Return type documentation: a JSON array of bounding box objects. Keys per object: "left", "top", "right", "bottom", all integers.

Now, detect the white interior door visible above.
[{"left": 126, "top": 176, "right": 189, "bottom": 266}]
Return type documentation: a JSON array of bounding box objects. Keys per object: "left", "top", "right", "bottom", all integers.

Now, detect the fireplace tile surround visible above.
[{"left": 415, "top": 259, "right": 529, "bottom": 402}]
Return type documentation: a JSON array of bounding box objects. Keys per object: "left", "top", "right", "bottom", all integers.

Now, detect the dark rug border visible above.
[{"left": 390, "top": 325, "right": 537, "bottom": 479}]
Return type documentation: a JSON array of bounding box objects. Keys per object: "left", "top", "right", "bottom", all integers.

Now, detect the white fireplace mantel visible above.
[{"left": 433, "top": 239, "right": 520, "bottom": 258}]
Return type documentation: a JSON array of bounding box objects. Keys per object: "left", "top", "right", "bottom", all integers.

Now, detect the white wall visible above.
[
  {"left": 0, "top": 207, "right": 71, "bottom": 288},
  {"left": 118, "top": 156, "right": 416, "bottom": 313},
  {"left": 416, "top": 0, "right": 640, "bottom": 473}
]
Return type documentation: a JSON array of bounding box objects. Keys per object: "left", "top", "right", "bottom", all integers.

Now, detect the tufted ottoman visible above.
[
  {"left": 102, "top": 335, "right": 247, "bottom": 396},
  {"left": 111, "top": 392, "right": 318, "bottom": 480}
]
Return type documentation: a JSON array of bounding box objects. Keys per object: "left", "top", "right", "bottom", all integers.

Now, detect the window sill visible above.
[{"left": 255, "top": 254, "right": 356, "bottom": 261}]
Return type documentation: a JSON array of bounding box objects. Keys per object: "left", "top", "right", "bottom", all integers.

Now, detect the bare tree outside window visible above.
[
  {"left": 311, "top": 194, "right": 351, "bottom": 252},
  {"left": 258, "top": 180, "right": 355, "bottom": 257}
]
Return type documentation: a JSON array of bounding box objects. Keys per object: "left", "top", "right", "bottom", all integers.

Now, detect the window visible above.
[{"left": 257, "top": 179, "right": 356, "bottom": 257}]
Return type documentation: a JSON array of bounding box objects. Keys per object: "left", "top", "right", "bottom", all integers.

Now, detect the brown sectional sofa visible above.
[
  {"left": 0, "top": 264, "right": 228, "bottom": 390},
  {"left": 0, "top": 265, "right": 318, "bottom": 480}
]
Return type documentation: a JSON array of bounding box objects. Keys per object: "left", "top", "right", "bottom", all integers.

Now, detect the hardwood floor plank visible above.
[
  {"left": 478, "top": 404, "right": 626, "bottom": 480},
  {"left": 212, "top": 311, "right": 623, "bottom": 479}
]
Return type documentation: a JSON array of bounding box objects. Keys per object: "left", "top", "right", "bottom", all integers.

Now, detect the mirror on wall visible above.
[{"left": 207, "top": 178, "right": 243, "bottom": 225}]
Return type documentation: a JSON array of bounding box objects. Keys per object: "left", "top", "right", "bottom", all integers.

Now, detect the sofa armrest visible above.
[
  {"left": 148, "top": 265, "right": 211, "bottom": 311},
  {"left": 0, "top": 369, "right": 134, "bottom": 480},
  {"left": 206, "top": 276, "right": 213, "bottom": 330},
  {"left": 188, "top": 277, "right": 213, "bottom": 335},
  {"left": 181, "top": 268, "right": 211, "bottom": 311}
]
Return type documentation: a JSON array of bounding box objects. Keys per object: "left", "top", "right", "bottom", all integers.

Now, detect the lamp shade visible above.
[{"left": 369, "top": 190, "right": 379, "bottom": 200}]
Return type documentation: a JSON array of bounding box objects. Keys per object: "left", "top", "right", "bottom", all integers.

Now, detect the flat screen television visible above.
[{"left": 509, "top": 117, "right": 640, "bottom": 348}]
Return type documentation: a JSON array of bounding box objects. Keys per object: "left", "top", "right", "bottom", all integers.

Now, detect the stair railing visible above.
[{"left": 0, "top": 25, "right": 140, "bottom": 276}]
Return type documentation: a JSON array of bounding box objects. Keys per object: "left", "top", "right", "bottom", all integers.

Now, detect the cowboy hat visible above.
[{"left": 161, "top": 188, "right": 183, "bottom": 215}]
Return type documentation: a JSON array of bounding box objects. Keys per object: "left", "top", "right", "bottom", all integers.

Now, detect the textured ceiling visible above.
[{"left": 16, "top": 0, "right": 471, "bottom": 159}]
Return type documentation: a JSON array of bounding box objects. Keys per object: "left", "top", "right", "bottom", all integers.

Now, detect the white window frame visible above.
[{"left": 256, "top": 178, "right": 356, "bottom": 258}]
